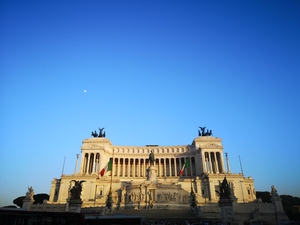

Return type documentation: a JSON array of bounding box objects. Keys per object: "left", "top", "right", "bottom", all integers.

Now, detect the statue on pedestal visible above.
[
  {"left": 147, "top": 150, "right": 157, "bottom": 183},
  {"left": 149, "top": 150, "right": 155, "bottom": 165},
  {"left": 217, "top": 177, "right": 236, "bottom": 225},
  {"left": 271, "top": 185, "right": 279, "bottom": 197},
  {"left": 22, "top": 186, "right": 35, "bottom": 210}
]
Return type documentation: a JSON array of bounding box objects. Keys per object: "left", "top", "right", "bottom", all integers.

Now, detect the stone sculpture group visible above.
[
  {"left": 69, "top": 180, "right": 86, "bottom": 200},
  {"left": 91, "top": 127, "right": 106, "bottom": 138},
  {"left": 198, "top": 126, "right": 213, "bottom": 136}
]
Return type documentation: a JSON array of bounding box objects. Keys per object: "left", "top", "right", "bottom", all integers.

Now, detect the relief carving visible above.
[{"left": 201, "top": 143, "right": 222, "bottom": 149}]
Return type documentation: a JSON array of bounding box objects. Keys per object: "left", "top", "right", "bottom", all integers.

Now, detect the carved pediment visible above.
[{"left": 201, "top": 143, "right": 222, "bottom": 149}]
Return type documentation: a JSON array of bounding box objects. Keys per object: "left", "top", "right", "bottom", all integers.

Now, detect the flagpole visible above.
[
  {"left": 188, "top": 148, "right": 196, "bottom": 209},
  {"left": 110, "top": 149, "right": 114, "bottom": 191},
  {"left": 189, "top": 157, "right": 193, "bottom": 190},
  {"left": 188, "top": 147, "right": 193, "bottom": 191},
  {"left": 107, "top": 149, "right": 114, "bottom": 212}
]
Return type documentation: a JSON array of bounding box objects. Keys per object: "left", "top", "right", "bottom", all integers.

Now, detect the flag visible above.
[
  {"left": 100, "top": 158, "right": 112, "bottom": 176},
  {"left": 179, "top": 158, "right": 190, "bottom": 176}
]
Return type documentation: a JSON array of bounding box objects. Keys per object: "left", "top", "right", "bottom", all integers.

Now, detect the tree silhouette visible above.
[
  {"left": 34, "top": 194, "right": 49, "bottom": 204},
  {"left": 281, "top": 195, "right": 300, "bottom": 221},
  {"left": 256, "top": 191, "right": 271, "bottom": 202},
  {"left": 2, "top": 205, "right": 17, "bottom": 208},
  {"left": 13, "top": 193, "right": 49, "bottom": 208},
  {"left": 13, "top": 196, "right": 25, "bottom": 208}
]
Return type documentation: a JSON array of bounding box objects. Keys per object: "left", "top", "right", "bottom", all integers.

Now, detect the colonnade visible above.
[
  {"left": 80, "top": 153, "right": 196, "bottom": 177},
  {"left": 112, "top": 157, "right": 196, "bottom": 177},
  {"left": 80, "top": 151, "right": 226, "bottom": 175},
  {"left": 81, "top": 153, "right": 100, "bottom": 174},
  {"left": 203, "top": 151, "right": 225, "bottom": 174}
]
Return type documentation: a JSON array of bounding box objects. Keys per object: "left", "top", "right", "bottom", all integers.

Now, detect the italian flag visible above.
[
  {"left": 179, "top": 158, "right": 190, "bottom": 176},
  {"left": 100, "top": 158, "right": 112, "bottom": 176}
]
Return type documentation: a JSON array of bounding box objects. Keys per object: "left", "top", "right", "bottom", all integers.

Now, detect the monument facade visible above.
[
  {"left": 48, "top": 127, "right": 256, "bottom": 209},
  {"left": 25, "top": 128, "right": 289, "bottom": 224}
]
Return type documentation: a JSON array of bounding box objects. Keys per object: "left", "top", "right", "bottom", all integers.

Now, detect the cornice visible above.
[
  {"left": 82, "top": 138, "right": 112, "bottom": 145},
  {"left": 193, "top": 136, "right": 222, "bottom": 142},
  {"left": 80, "top": 137, "right": 223, "bottom": 154},
  {"left": 111, "top": 152, "right": 195, "bottom": 158},
  {"left": 112, "top": 144, "right": 189, "bottom": 150}
]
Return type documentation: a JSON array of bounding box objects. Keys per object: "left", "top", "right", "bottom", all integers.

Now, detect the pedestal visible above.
[
  {"left": 219, "top": 199, "right": 237, "bottom": 225},
  {"left": 271, "top": 195, "right": 290, "bottom": 223},
  {"left": 22, "top": 199, "right": 33, "bottom": 211},
  {"left": 147, "top": 165, "right": 157, "bottom": 183},
  {"left": 66, "top": 199, "right": 82, "bottom": 213}
]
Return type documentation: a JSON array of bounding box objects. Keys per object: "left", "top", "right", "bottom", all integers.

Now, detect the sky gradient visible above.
[{"left": 1, "top": 0, "right": 300, "bottom": 207}]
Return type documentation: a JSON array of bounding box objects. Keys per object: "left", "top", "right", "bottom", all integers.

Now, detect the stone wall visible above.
[
  {"left": 30, "top": 202, "right": 66, "bottom": 212},
  {"left": 196, "top": 200, "right": 290, "bottom": 225}
]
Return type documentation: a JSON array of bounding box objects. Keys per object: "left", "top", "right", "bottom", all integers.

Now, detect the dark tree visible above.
[
  {"left": 13, "top": 196, "right": 25, "bottom": 208},
  {"left": 256, "top": 191, "right": 271, "bottom": 203},
  {"left": 3, "top": 205, "right": 17, "bottom": 208},
  {"left": 281, "top": 195, "right": 300, "bottom": 221},
  {"left": 33, "top": 193, "right": 49, "bottom": 204},
  {"left": 13, "top": 193, "right": 49, "bottom": 208}
]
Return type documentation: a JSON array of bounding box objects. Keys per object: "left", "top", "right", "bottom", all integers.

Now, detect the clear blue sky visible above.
[{"left": 1, "top": 0, "right": 299, "bottom": 207}]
